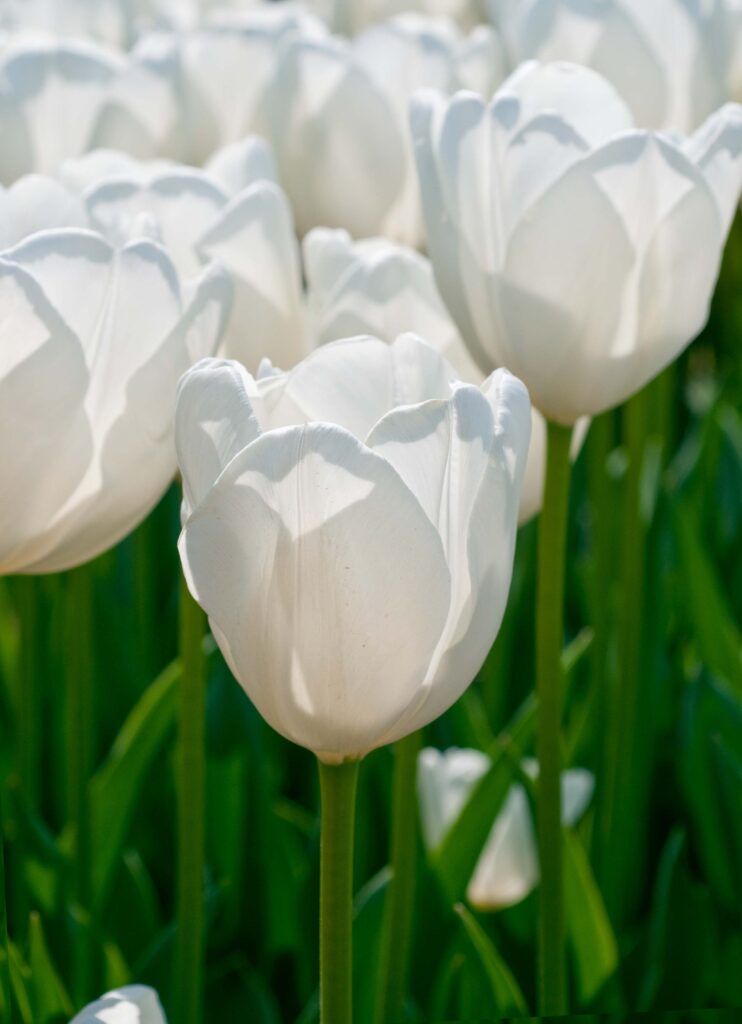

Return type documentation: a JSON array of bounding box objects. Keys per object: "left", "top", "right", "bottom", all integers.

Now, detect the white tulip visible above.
[
  {"left": 0, "top": 36, "right": 179, "bottom": 183},
  {"left": 310, "top": 0, "right": 487, "bottom": 35},
  {"left": 418, "top": 748, "right": 593, "bottom": 910},
  {"left": 304, "top": 227, "right": 586, "bottom": 522},
  {"left": 176, "top": 337, "right": 531, "bottom": 761},
  {"left": 0, "top": 229, "right": 232, "bottom": 574},
  {"left": 267, "top": 16, "right": 503, "bottom": 245},
  {"left": 412, "top": 62, "right": 742, "bottom": 425},
  {"left": 0, "top": 174, "right": 88, "bottom": 249},
  {"left": 69, "top": 141, "right": 302, "bottom": 371},
  {"left": 491, "top": 0, "right": 729, "bottom": 133},
  {"left": 0, "top": 0, "right": 135, "bottom": 49},
  {"left": 154, "top": 7, "right": 324, "bottom": 165},
  {"left": 70, "top": 985, "right": 166, "bottom": 1023}
]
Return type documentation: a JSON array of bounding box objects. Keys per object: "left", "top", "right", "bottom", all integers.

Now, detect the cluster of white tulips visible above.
[{"left": 1, "top": 0, "right": 741, "bottom": 1021}]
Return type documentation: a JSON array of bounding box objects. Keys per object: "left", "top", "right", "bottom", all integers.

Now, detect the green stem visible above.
[
  {"left": 16, "top": 576, "right": 41, "bottom": 813},
  {"left": 597, "top": 391, "right": 650, "bottom": 925},
  {"left": 375, "top": 730, "right": 422, "bottom": 1024},
  {"left": 173, "top": 576, "right": 207, "bottom": 1024},
  {"left": 319, "top": 759, "right": 359, "bottom": 1024},
  {"left": 535, "top": 420, "right": 573, "bottom": 1016},
  {"left": 66, "top": 567, "right": 94, "bottom": 1004},
  {"left": 0, "top": 797, "right": 11, "bottom": 1021}
]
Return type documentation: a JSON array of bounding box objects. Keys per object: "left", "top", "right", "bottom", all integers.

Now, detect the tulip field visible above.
[{"left": 1, "top": 1, "right": 742, "bottom": 1022}]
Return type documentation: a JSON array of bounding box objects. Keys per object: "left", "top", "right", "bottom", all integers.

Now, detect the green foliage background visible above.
[{"left": 0, "top": 221, "right": 741, "bottom": 1022}]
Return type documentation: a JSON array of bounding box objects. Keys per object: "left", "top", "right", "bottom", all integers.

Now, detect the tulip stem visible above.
[
  {"left": 319, "top": 758, "right": 359, "bottom": 1024},
  {"left": 375, "top": 730, "right": 422, "bottom": 1024},
  {"left": 173, "top": 576, "right": 207, "bottom": 1024},
  {"left": 0, "top": 797, "right": 11, "bottom": 1020},
  {"left": 16, "top": 576, "right": 41, "bottom": 813},
  {"left": 66, "top": 566, "right": 95, "bottom": 1004},
  {"left": 535, "top": 419, "right": 572, "bottom": 1016}
]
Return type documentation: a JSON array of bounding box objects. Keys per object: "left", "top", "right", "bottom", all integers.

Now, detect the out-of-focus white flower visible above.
[
  {"left": 0, "top": 35, "right": 179, "bottom": 183},
  {"left": 0, "top": 174, "right": 88, "bottom": 248},
  {"left": 0, "top": 228, "right": 232, "bottom": 574},
  {"left": 412, "top": 62, "right": 742, "bottom": 424},
  {"left": 726, "top": 0, "right": 742, "bottom": 104},
  {"left": 418, "top": 748, "right": 593, "bottom": 910},
  {"left": 310, "top": 0, "right": 487, "bottom": 35},
  {"left": 267, "top": 15, "right": 504, "bottom": 245},
  {"left": 147, "top": 7, "right": 325, "bottom": 166},
  {"left": 60, "top": 138, "right": 303, "bottom": 371},
  {"left": 176, "top": 339, "right": 531, "bottom": 761},
  {"left": 304, "top": 227, "right": 586, "bottom": 522},
  {"left": 70, "top": 985, "right": 166, "bottom": 1023},
  {"left": 0, "top": 0, "right": 134, "bottom": 48},
  {"left": 491, "top": 0, "right": 729, "bottom": 133}
]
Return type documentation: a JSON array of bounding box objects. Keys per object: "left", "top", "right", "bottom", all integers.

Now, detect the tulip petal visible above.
[
  {"left": 180, "top": 421, "right": 448, "bottom": 761},
  {"left": 0, "top": 260, "right": 92, "bottom": 574},
  {"left": 685, "top": 102, "right": 742, "bottom": 236},
  {"left": 368, "top": 368, "right": 531, "bottom": 738},
  {"left": 71, "top": 985, "right": 167, "bottom": 1023},
  {"left": 247, "top": 333, "right": 455, "bottom": 439},
  {"left": 180, "top": 422, "right": 451, "bottom": 761},
  {"left": 196, "top": 181, "right": 304, "bottom": 371},
  {"left": 176, "top": 358, "right": 260, "bottom": 517}
]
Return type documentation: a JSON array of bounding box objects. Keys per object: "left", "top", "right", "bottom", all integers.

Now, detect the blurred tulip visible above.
[
  {"left": 491, "top": 0, "right": 729, "bottom": 133},
  {"left": 151, "top": 7, "right": 324, "bottom": 165},
  {"left": 412, "top": 62, "right": 742, "bottom": 424},
  {"left": 0, "top": 0, "right": 135, "bottom": 48},
  {"left": 267, "top": 15, "right": 503, "bottom": 244},
  {"left": 0, "top": 229, "right": 231, "bottom": 574},
  {"left": 70, "top": 986, "right": 166, "bottom": 1023},
  {"left": 0, "top": 36, "right": 180, "bottom": 183},
  {"left": 312, "top": 0, "right": 487, "bottom": 34},
  {"left": 176, "top": 336, "right": 531, "bottom": 761},
  {"left": 0, "top": 173, "right": 88, "bottom": 248},
  {"left": 418, "top": 748, "right": 593, "bottom": 909},
  {"left": 305, "top": 227, "right": 586, "bottom": 522}
]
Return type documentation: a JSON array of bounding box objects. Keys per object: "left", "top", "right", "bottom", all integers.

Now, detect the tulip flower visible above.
[
  {"left": 176, "top": 336, "right": 531, "bottom": 759},
  {"left": 70, "top": 986, "right": 166, "bottom": 1023},
  {"left": 0, "top": 228, "right": 231, "bottom": 575},
  {"left": 0, "top": 0, "right": 134, "bottom": 49},
  {"left": 412, "top": 62, "right": 742, "bottom": 425},
  {"left": 418, "top": 749, "right": 593, "bottom": 910},
  {"left": 0, "top": 37, "right": 179, "bottom": 183},
  {"left": 491, "top": 0, "right": 729, "bottom": 133},
  {"left": 413, "top": 60, "right": 742, "bottom": 1012},
  {"left": 267, "top": 15, "right": 503, "bottom": 245},
  {"left": 304, "top": 227, "right": 587, "bottom": 523},
  {"left": 312, "top": 0, "right": 488, "bottom": 34},
  {"left": 176, "top": 338, "right": 530, "bottom": 1022},
  {"left": 155, "top": 7, "right": 325, "bottom": 166}
]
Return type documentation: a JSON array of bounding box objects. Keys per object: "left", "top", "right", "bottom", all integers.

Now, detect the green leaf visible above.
[
  {"left": 60, "top": 656, "right": 184, "bottom": 909},
  {"left": 564, "top": 830, "right": 619, "bottom": 1004},
  {"left": 432, "top": 696, "right": 535, "bottom": 903},
  {"left": 453, "top": 903, "right": 527, "bottom": 1016},
  {"left": 8, "top": 944, "right": 33, "bottom": 1024},
  {"left": 674, "top": 504, "right": 742, "bottom": 697},
  {"left": 28, "top": 912, "right": 72, "bottom": 1023}
]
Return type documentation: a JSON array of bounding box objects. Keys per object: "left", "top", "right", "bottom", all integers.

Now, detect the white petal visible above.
[
  {"left": 0, "top": 259, "right": 92, "bottom": 574},
  {"left": 684, "top": 102, "right": 742, "bottom": 236},
  {"left": 204, "top": 135, "right": 279, "bottom": 196},
  {"left": 269, "top": 35, "right": 406, "bottom": 237},
  {"left": 175, "top": 357, "right": 260, "bottom": 517},
  {"left": 180, "top": 422, "right": 451, "bottom": 761},
  {"left": 467, "top": 783, "right": 538, "bottom": 910},
  {"left": 304, "top": 228, "right": 480, "bottom": 379},
  {"left": 0, "top": 175, "right": 88, "bottom": 250},
  {"left": 70, "top": 985, "right": 167, "bottom": 1023},
  {"left": 249, "top": 333, "right": 455, "bottom": 439},
  {"left": 417, "top": 746, "right": 490, "bottom": 850},
  {"left": 368, "top": 369, "right": 531, "bottom": 738},
  {"left": 85, "top": 171, "right": 227, "bottom": 275},
  {"left": 197, "top": 181, "right": 304, "bottom": 371}
]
